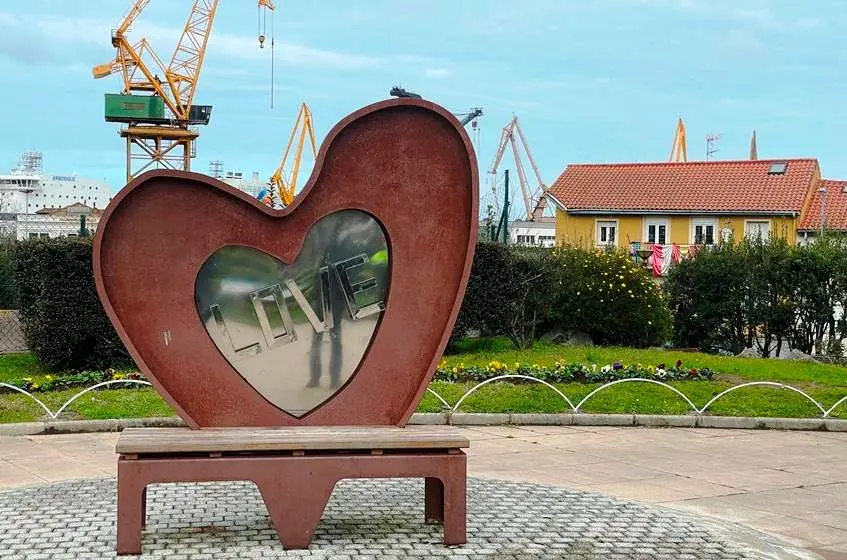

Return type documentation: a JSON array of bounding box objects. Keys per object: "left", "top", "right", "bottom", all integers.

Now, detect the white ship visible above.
[{"left": 0, "top": 151, "right": 113, "bottom": 214}]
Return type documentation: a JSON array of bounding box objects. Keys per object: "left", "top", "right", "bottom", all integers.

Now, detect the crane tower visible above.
[{"left": 93, "top": 0, "right": 275, "bottom": 182}]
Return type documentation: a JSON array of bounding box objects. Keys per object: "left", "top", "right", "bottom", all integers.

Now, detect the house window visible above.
[
  {"left": 516, "top": 235, "right": 536, "bottom": 245},
  {"left": 597, "top": 221, "right": 617, "bottom": 246},
  {"left": 745, "top": 220, "right": 770, "bottom": 239},
  {"left": 693, "top": 219, "right": 717, "bottom": 245},
  {"left": 646, "top": 219, "right": 668, "bottom": 245}
]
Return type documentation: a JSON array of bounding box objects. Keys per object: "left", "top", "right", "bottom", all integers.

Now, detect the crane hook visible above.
[{"left": 259, "top": 34, "right": 266, "bottom": 48}]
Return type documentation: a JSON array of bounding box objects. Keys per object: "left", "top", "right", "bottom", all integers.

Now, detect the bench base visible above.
[{"left": 116, "top": 451, "right": 467, "bottom": 555}]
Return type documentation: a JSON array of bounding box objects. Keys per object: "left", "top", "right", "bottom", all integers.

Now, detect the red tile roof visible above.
[
  {"left": 799, "top": 179, "right": 847, "bottom": 231},
  {"left": 547, "top": 159, "right": 819, "bottom": 214}
]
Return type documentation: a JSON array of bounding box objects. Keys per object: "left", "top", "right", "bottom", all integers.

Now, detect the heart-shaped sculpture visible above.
[{"left": 94, "top": 98, "right": 478, "bottom": 428}]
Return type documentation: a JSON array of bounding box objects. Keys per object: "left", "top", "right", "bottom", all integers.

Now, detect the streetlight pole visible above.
[{"left": 818, "top": 186, "right": 828, "bottom": 236}]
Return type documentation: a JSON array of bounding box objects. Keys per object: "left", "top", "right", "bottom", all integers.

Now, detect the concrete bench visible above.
[{"left": 115, "top": 425, "right": 469, "bottom": 555}]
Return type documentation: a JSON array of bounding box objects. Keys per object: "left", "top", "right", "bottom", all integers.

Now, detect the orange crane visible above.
[
  {"left": 669, "top": 117, "right": 688, "bottom": 162},
  {"left": 488, "top": 116, "right": 548, "bottom": 222},
  {"left": 269, "top": 102, "right": 317, "bottom": 206},
  {"left": 93, "top": 0, "right": 275, "bottom": 181}
]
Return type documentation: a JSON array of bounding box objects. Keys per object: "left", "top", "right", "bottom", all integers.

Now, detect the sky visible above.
[{"left": 0, "top": 0, "right": 845, "bottom": 217}]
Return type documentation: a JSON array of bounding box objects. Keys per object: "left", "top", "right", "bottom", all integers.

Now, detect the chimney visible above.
[{"left": 750, "top": 130, "right": 758, "bottom": 160}]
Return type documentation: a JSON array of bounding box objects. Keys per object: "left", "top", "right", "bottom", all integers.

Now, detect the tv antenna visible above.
[{"left": 706, "top": 133, "right": 721, "bottom": 161}]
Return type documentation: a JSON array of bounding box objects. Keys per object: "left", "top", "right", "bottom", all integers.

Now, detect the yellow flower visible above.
[{"left": 452, "top": 367, "right": 458, "bottom": 374}]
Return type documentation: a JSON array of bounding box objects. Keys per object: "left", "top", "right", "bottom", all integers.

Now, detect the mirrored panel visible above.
[{"left": 195, "top": 210, "right": 389, "bottom": 417}]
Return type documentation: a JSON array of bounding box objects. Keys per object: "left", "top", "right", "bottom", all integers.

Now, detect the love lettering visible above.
[{"left": 209, "top": 252, "right": 385, "bottom": 361}]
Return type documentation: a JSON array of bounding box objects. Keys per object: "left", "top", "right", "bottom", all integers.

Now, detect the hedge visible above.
[
  {"left": 12, "top": 237, "right": 132, "bottom": 371},
  {"left": 453, "top": 243, "right": 671, "bottom": 350}
]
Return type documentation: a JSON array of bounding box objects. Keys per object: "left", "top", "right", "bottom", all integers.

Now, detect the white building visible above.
[
  {"left": 15, "top": 203, "right": 102, "bottom": 241},
  {"left": 213, "top": 167, "right": 266, "bottom": 199},
  {"left": 0, "top": 152, "right": 113, "bottom": 214},
  {"left": 510, "top": 217, "right": 557, "bottom": 247}
]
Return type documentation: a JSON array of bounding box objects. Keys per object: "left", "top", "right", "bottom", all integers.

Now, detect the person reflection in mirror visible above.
[{"left": 307, "top": 269, "right": 345, "bottom": 389}]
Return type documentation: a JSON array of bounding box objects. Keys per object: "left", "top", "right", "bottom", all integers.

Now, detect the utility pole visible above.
[{"left": 494, "top": 170, "right": 510, "bottom": 244}]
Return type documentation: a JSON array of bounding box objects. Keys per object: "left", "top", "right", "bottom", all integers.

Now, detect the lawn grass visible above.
[
  {"left": 0, "top": 353, "right": 49, "bottom": 381},
  {"left": 1, "top": 341, "right": 845, "bottom": 423}
]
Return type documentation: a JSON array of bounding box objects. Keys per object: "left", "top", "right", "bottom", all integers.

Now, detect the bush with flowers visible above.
[
  {"left": 546, "top": 246, "right": 672, "bottom": 348},
  {"left": 434, "top": 358, "right": 714, "bottom": 384}
]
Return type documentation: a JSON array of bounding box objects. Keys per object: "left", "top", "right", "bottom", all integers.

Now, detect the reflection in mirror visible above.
[{"left": 195, "top": 210, "right": 389, "bottom": 417}]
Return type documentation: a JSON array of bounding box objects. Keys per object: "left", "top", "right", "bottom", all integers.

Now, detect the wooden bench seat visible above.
[{"left": 116, "top": 425, "right": 469, "bottom": 555}]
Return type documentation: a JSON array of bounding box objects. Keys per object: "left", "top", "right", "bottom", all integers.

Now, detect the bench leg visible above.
[
  {"left": 424, "top": 477, "right": 444, "bottom": 524},
  {"left": 441, "top": 458, "right": 467, "bottom": 546},
  {"left": 255, "top": 468, "right": 337, "bottom": 550},
  {"left": 116, "top": 461, "right": 146, "bottom": 556}
]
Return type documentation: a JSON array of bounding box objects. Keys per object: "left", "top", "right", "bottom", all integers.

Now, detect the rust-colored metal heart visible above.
[{"left": 93, "top": 99, "right": 478, "bottom": 428}]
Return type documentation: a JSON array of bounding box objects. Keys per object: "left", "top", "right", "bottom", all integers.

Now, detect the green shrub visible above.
[
  {"left": 452, "top": 243, "right": 513, "bottom": 345},
  {"left": 0, "top": 245, "right": 18, "bottom": 308},
  {"left": 12, "top": 237, "right": 132, "bottom": 371},
  {"left": 546, "top": 246, "right": 672, "bottom": 347},
  {"left": 666, "top": 235, "right": 847, "bottom": 357},
  {"left": 666, "top": 242, "right": 748, "bottom": 354}
]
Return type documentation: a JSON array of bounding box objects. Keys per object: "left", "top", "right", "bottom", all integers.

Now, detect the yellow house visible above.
[{"left": 546, "top": 158, "right": 823, "bottom": 250}]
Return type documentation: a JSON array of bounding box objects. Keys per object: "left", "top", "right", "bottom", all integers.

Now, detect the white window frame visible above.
[
  {"left": 691, "top": 217, "right": 718, "bottom": 246},
  {"left": 744, "top": 220, "right": 771, "bottom": 239},
  {"left": 644, "top": 217, "right": 669, "bottom": 245},
  {"left": 596, "top": 219, "right": 618, "bottom": 247}
]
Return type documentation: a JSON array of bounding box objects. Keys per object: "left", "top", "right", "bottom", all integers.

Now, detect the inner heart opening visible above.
[{"left": 194, "top": 210, "right": 389, "bottom": 418}]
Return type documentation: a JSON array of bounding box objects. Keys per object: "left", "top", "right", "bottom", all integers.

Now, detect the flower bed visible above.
[
  {"left": 0, "top": 369, "right": 144, "bottom": 394},
  {"left": 0, "top": 359, "right": 715, "bottom": 396},
  {"left": 434, "top": 359, "right": 715, "bottom": 384}
]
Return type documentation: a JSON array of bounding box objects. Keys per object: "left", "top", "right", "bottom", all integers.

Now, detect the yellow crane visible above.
[
  {"left": 269, "top": 102, "right": 317, "bottom": 207},
  {"left": 669, "top": 117, "right": 688, "bottom": 162},
  {"left": 93, "top": 0, "right": 275, "bottom": 181}
]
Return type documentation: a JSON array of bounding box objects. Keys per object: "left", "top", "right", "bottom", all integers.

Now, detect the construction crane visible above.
[
  {"left": 669, "top": 117, "right": 688, "bottom": 162},
  {"left": 456, "top": 108, "right": 483, "bottom": 127},
  {"left": 488, "top": 116, "right": 547, "bottom": 222},
  {"left": 269, "top": 102, "right": 317, "bottom": 207},
  {"left": 93, "top": 0, "right": 275, "bottom": 181}
]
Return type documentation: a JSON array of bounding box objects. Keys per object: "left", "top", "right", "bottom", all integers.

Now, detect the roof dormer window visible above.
[{"left": 768, "top": 161, "right": 788, "bottom": 175}]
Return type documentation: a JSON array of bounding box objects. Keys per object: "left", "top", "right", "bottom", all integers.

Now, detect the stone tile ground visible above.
[{"left": 0, "top": 477, "right": 821, "bottom": 559}]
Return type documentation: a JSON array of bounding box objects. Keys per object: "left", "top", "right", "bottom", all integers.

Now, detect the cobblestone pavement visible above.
[{"left": 0, "top": 476, "right": 819, "bottom": 559}]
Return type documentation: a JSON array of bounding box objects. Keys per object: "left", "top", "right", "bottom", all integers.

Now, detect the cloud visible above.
[
  {"left": 0, "top": 11, "right": 384, "bottom": 72},
  {"left": 629, "top": 0, "right": 821, "bottom": 30},
  {"left": 720, "top": 28, "right": 765, "bottom": 57},
  {"left": 425, "top": 68, "right": 451, "bottom": 79}
]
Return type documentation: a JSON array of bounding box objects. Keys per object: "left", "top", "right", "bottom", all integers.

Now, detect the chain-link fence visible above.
[{"left": 0, "top": 310, "right": 27, "bottom": 353}]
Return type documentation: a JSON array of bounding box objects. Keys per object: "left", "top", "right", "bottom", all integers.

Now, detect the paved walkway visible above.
[{"left": 0, "top": 426, "right": 845, "bottom": 558}]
